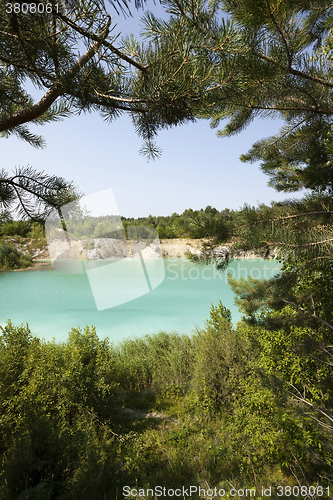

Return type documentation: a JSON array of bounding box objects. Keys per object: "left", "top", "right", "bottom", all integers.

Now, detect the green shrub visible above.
[
  {"left": 0, "top": 323, "right": 120, "bottom": 500},
  {"left": 0, "top": 242, "right": 32, "bottom": 270},
  {"left": 190, "top": 303, "right": 250, "bottom": 416},
  {"left": 0, "top": 220, "right": 45, "bottom": 239},
  {"left": 1, "top": 309, "right": 331, "bottom": 498},
  {"left": 0, "top": 220, "right": 31, "bottom": 237},
  {"left": 113, "top": 331, "right": 195, "bottom": 391},
  {"left": 27, "top": 222, "right": 45, "bottom": 239}
]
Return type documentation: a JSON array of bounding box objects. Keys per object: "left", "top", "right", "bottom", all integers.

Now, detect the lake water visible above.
[{"left": 0, "top": 258, "right": 280, "bottom": 344}]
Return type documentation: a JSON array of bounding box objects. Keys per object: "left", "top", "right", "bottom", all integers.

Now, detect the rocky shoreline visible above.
[{"left": 3, "top": 237, "right": 277, "bottom": 271}]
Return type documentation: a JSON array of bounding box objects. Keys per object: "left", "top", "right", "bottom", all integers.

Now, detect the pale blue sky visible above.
[{"left": 1, "top": 2, "right": 305, "bottom": 218}]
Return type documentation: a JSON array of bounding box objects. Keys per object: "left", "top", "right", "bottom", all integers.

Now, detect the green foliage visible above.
[
  {"left": 0, "top": 220, "right": 31, "bottom": 237},
  {"left": 0, "top": 322, "right": 120, "bottom": 500},
  {"left": 0, "top": 0, "right": 214, "bottom": 154},
  {"left": 122, "top": 206, "right": 232, "bottom": 240},
  {"left": 0, "top": 166, "right": 80, "bottom": 221},
  {"left": 27, "top": 222, "right": 45, "bottom": 239},
  {"left": 53, "top": 206, "right": 232, "bottom": 242},
  {"left": 113, "top": 331, "right": 195, "bottom": 391},
  {"left": 191, "top": 312, "right": 248, "bottom": 415},
  {"left": 0, "top": 242, "right": 32, "bottom": 270},
  {"left": 0, "top": 0, "right": 332, "bottom": 169},
  {"left": 0, "top": 220, "right": 45, "bottom": 238},
  {"left": 206, "top": 299, "right": 232, "bottom": 327},
  {"left": 239, "top": 320, "right": 333, "bottom": 476},
  {"left": 1, "top": 313, "right": 332, "bottom": 498}
]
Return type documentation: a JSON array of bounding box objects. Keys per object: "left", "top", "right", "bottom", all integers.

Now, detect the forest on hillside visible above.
[{"left": 0, "top": 207, "right": 232, "bottom": 269}]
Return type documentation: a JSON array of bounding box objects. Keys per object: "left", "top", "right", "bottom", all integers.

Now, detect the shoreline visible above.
[{"left": 3, "top": 238, "right": 277, "bottom": 272}]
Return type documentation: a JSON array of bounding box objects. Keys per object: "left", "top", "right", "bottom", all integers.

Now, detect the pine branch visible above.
[
  {"left": 0, "top": 167, "right": 80, "bottom": 220},
  {"left": 282, "top": 384, "right": 333, "bottom": 430},
  {"left": 256, "top": 53, "right": 333, "bottom": 88},
  {"left": 266, "top": 238, "right": 333, "bottom": 248},
  {"left": 0, "top": 18, "right": 111, "bottom": 133},
  {"left": 54, "top": 12, "right": 148, "bottom": 72},
  {"left": 281, "top": 300, "right": 333, "bottom": 331},
  {"left": 236, "top": 211, "right": 333, "bottom": 230}
]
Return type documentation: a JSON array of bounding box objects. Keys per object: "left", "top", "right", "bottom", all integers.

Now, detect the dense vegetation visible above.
[
  {"left": 57, "top": 206, "right": 233, "bottom": 240},
  {"left": 0, "top": 242, "right": 32, "bottom": 270},
  {"left": 1, "top": 1, "right": 333, "bottom": 497},
  {"left": 0, "top": 220, "right": 46, "bottom": 270},
  {"left": 122, "top": 206, "right": 233, "bottom": 240},
  {"left": 0, "top": 220, "right": 44, "bottom": 239},
  {"left": 0, "top": 207, "right": 233, "bottom": 270},
  {"left": 0, "top": 207, "right": 231, "bottom": 239},
  {"left": 1, "top": 299, "right": 331, "bottom": 499}
]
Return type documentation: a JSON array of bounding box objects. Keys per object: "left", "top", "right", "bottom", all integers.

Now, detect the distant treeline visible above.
[
  {"left": 122, "top": 205, "right": 233, "bottom": 239},
  {"left": 0, "top": 207, "right": 234, "bottom": 270},
  {"left": 0, "top": 220, "right": 44, "bottom": 239},
  {"left": 0, "top": 208, "right": 231, "bottom": 270},
  {"left": 0, "top": 206, "right": 234, "bottom": 240}
]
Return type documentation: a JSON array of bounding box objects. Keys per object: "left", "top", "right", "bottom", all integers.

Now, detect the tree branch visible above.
[
  {"left": 55, "top": 12, "right": 148, "bottom": 72},
  {"left": 94, "top": 91, "right": 146, "bottom": 104},
  {"left": 236, "top": 211, "right": 333, "bottom": 230},
  {"left": 247, "top": 103, "right": 333, "bottom": 114},
  {"left": 0, "top": 19, "right": 111, "bottom": 133},
  {"left": 282, "top": 384, "right": 333, "bottom": 430},
  {"left": 267, "top": 238, "right": 333, "bottom": 248},
  {"left": 66, "top": 91, "right": 146, "bottom": 113},
  {"left": 281, "top": 299, "right": 333, "bottom": 331},
  {"left": 257, "top": 53, "right": 333, "bottom": 88}
]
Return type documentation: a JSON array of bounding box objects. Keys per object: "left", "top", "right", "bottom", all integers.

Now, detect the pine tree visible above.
[
  {"left": 0, "top": 166, "right": 80, "bottom": 220},
  {"left": 2, "top": 0, "right": 332, "bottom": 161},
  {"left": 0, "top": 0, "right": 211, "bottom": 158},
  {"left": 2, "top": 0, "right": 333, "bottom": 219},
  {"left": 143, "top": 0, "right": 333, "bottom": 331}
]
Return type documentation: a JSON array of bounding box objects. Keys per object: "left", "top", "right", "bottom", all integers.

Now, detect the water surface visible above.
[{"left": 0, "top": 258, "right": 280, "bottom": 343}]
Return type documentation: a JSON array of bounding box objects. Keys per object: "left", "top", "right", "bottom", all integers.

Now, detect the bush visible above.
[
  {"left": 113, "top": 331, "right": 195, "bottom": 391},
  {"left": 0, "top": 220, "right": 45, "bottom": 239},
  {"left": 27, "top": 222, "right": 45, "bottom": 239},
  {"left": 191, "top": 303, "right": 250, "bottom": 415},
  {"left": 0, "top": 242, "right": 32, "bottom": 270},
  {"left": 0, "top": 323, "right": 120, "bottom": 500},
  {"left": 1, "top": 307, "right": 331, "bottom": 497},
  {"left": 0, "top": 220, "right": 31, "bottom": 237}
]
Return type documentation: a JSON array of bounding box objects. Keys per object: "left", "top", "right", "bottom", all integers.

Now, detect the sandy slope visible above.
[
  {"left": 33, "top": 238, "right": 204, "bottom": 260},
  {"left": 160, "top": 239, "right": 202, "bottom": 258},
  {"left": 6, "top": 237, "right": 271, "bottom": 271}
]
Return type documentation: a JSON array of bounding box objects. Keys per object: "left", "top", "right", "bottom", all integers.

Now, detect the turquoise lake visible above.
[{"left": 0, "top": 258, "right": 280, "bottom": 344}]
